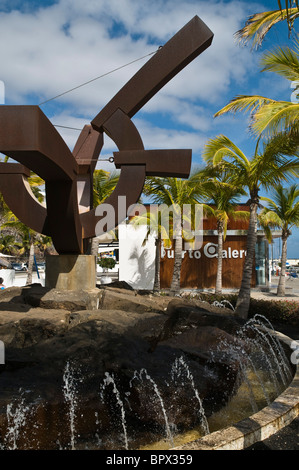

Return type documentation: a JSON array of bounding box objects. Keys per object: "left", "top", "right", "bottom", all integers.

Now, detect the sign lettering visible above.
[{"left": 162, "top": 243, "right": 247, "bottom": 260}]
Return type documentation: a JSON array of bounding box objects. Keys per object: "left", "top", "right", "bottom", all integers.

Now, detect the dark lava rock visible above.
[{"left": 0, "top": 289, "right": 247, "bottom": 450}]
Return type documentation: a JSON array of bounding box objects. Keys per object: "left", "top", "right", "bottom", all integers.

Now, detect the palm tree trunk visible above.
[
  {"left": 170, "top": 221, "right": 183, "bottom": 296},
  {"left": 26, "top": 242, "right": 35, "bottom": 285},
  {"left": 277, "top": 231, "right": 288, "bottom": 297},
  {"left": 153, "top": 238, "right": 161, "bottom": 292},
  {"left": 215, "top": 223, "right": 224, "bottom": 295},
  {"left": 235, "top": 198, "right": 258, "bottom": 319},
  {"left": 90, "top": 237, "right": 100, "bottom": 257}
]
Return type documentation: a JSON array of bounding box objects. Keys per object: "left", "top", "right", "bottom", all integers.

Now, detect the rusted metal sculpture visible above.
[{"left": 0, "top": 16, "right": 213, "bottom": 255}]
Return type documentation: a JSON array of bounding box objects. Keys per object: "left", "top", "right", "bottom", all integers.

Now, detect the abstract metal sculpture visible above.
[{"left": 0, "top": 16, "right": 213, "bottom": 255}]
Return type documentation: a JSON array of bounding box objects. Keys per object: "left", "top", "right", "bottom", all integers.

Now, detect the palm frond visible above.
[
  {"left": 214, "top": 95, "right": 275, "bottom": 119},
  {"left": 260, "top": 183, "right": 299, "bottom": 234},
  {"left": 144, "top": 175, "right": 206, "bottom": 208},
  {"left": 230, "top": 210, "right": 250, "bottom": 221},
  {"left": 235, "top": 7, "right": 299, "bottom": 49},
  {"left": 261, "top": 129, "right": 299, "bottom": 159},
  {"left": 251, "top": 101, "right": 299, "bottom": 137},
  {"left": 27, "top": 172, "right": 45, "bottom": 203},
  {"left": 260, "top": 196, "right": 280, "bottom": 212},
  {"left": 202, "top": 135, "right": 249, "bottom": 167},
  {"left": 258, "top": 212, "right": 276, "bottom": 242},
  {"left": 260, "top": 209, "right": 283, "bottom": 227},
  {"left": 93, "top": 170, "right": 119, "bottom": 206},
  {"left": 261, "top": 42, "right": 299, "bottom": 83},
  {"left": 256, "top": 157, "right": 299, "bottom": 191}
]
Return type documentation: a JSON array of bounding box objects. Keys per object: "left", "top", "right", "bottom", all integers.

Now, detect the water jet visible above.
[{"left": 0, "top": 312, "right": 297, "bottom": 451}]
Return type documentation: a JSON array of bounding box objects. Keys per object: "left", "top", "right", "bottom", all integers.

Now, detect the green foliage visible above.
[
  {"left": 198, "top": 292, "right": 239, "bottom": 308},
  {"left": 248, "top": 298, "right": 299, "bottom": 326},
  {"left": 260, "top": 184, "right": 299, "bottom": 239},
  {"left": 93, "top": 170, "right": 119, "bottom": 206},
  {"left": 0, "top": 234, "right": 21, "bottom": 255},
  {"left": 197, "top": 292, "right": 299, "bottom": 327},
  {"left": 234, "top": 5, "right": 299, "bottom": 49},
  {"left": 98, "top": 257, "right": 116, "bottom": 270},
  {"left": 203, "top": 135, "right": 299, "bottom": 196}
]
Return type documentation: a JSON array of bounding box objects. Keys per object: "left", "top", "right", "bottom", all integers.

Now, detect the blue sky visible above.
[{"left": 0, "top": 0, "right": 298, "bottom": 259}]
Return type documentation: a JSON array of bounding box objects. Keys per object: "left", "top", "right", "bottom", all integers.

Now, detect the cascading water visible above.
[
  {"left": 62, "top": 361, "right": 81, "bottom": 450},
  {"left": 130, "top": 368, "right": 175, "bottom": 448},
  {"left": 100, "top": 372, "right": 129, "bottom": 450},
  {"left": 212, "top": 300, "right": 235, "bottom": 311},
  {"left": 0, "top": 391, "right": 32, "bottom": 450},
  {"left": 170, "top": 357, "right": 210, "bottom": 435},
  {"left": 0, "top": 313, "right": 294, "bottom": 450},
  {"left": 244, "top": 315, "right": 293, "bottom": 384}
]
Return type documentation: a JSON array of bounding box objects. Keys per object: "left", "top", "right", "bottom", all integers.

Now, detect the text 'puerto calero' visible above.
[{"left": 162, "top": 242, "right": 247, "bottom": 260}]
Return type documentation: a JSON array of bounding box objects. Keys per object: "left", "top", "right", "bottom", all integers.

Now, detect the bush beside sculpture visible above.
[{"left": 98, "top": 257, "right": 116, "bottom": 271}]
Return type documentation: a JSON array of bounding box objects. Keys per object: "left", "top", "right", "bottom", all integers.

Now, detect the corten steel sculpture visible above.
[{"left": 0, "top": 16, "right": 213, "bottom": 255}]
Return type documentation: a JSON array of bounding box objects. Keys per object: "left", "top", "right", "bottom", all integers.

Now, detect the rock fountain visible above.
[{"left": 0, "top": 288, "right": 297, "bottom": 451}]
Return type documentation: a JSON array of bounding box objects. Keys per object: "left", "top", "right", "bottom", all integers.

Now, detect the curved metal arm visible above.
[{"left": 91, "top": 16, "right": 213, "bottom": 131}]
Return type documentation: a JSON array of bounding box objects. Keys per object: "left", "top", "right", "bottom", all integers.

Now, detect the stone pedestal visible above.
[{"left": 45, "top": 255, "right": 96, "bottom": 290}]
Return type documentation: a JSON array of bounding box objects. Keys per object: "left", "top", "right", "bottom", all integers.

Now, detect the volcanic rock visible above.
[{"left": 0, "top": 286, "right": 246, "bottom": 450}]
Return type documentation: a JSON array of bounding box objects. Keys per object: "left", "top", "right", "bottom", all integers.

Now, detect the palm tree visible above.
[
  {"left": 203, "top": 134, "right": 299, "bottom": 318},
  {"left": 28, "top": 173, "right": 45, "bottom": 203},
  {"left": 201, "top": 178, "right": 249, "bottom": 295},
  {"left": 235, "top": 2, "right": 299, "bottom": 49},
  {"left": 93, "top": 170, "right": 120, "bottom": 207},
  {"left": 215, "top": 40, "right": 299, "bottom": 144},
  {"left": 3, "top": 216, "right": 38, "bottom": 285},
  {"left": 35, "top": 234, "right": 55, "bottom": 257},
  {"left": 91, "top": 169, "right": 120, "bottom": 256},
  {"left": 259, "top": 184, "right": 299, "bottom": 296},
  {"left": 143, "top": 172, "right": 206, "bottom": 296},
  {"left": 0, "top": 234, "right": 19, "bottom": 255}
]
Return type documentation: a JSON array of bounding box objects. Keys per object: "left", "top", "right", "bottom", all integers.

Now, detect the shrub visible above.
[
  {"left": 98, "top": 257, "right": 116, "bottom": 270},
  {"left": 248, "top": 298, "right": 299, "bottom": 326},
  {"left": 194, "top": 292, "right": 299, "bottom": 327}
]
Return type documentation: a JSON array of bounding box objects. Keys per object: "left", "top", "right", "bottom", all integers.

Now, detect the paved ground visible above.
[
  {"left": 245, "top": 416, "right": 299, "bottom": 450},
  {"left": 250, "top": 275, "right": 299, "bottom": 302},
  {"left": 221, "top": 278, "right": 299, "bottom": 451}
]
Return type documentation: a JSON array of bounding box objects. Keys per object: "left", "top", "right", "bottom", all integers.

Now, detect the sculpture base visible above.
[{"left": 45, "top": 255, "right": 96, "bottom": 291}]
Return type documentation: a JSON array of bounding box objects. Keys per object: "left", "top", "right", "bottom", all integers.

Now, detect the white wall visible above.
[
  {"left": 0, "top": 269, "right": 15, "bottom": 287},
  {"left": 0, "top": 271, "right": 45, "bottom": 288},
  {"left": 13, "top": 272, "right": 45, "bottom": 287},
  {"left": 118, "top": 225, "right": 156, "bottom": 290}
]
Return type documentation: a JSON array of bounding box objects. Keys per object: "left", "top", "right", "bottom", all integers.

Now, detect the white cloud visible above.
[
  {"left": 0, "top": 0, "right": 268, "bottom": 158},
  {"left": 0, "top": 1, "right": 257, "bottom": 107},
  {"left": 3, "top": 0, "right": 299, "bottom": 254},
  {"left": 133, "top": 117, "right": 208, "bottom": 153},
  {"left": 49, "top": 111, "right": 119, "bottom": 154}
]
